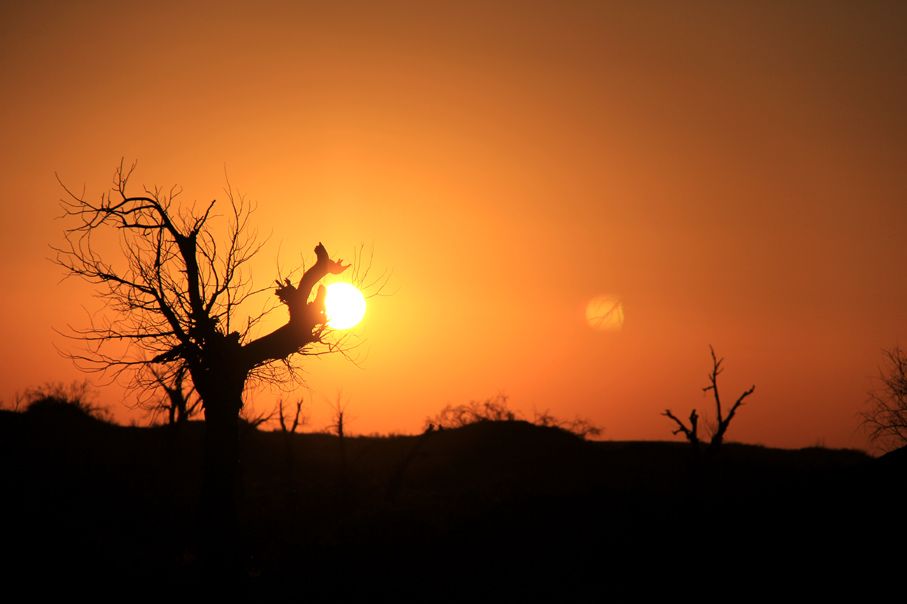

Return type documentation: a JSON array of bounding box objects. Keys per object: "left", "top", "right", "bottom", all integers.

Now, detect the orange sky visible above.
[{"left": 2, "top": 1, "right": 906, "bottom": 450}]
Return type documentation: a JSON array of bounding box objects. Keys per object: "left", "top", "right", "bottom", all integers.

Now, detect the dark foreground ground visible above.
[{"left": 2, "top": 407, "right": 904, "bottom": 596}]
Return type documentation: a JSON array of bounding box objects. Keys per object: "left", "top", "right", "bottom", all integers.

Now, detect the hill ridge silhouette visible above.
[{"left": 2, "top": 410, "right": 900, "bottom": 595}]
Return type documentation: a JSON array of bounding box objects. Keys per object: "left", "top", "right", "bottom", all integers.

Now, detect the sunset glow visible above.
[
  {"left": 1, "top": 1, "right": 905, "bottom": 450},
  {"left": 325, "top": 283, "right": 366, "bottom": 330}
]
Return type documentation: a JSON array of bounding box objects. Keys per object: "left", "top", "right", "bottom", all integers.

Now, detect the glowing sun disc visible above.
[{"left": 325, "top": 282, "right": 366, "bottom": 329}]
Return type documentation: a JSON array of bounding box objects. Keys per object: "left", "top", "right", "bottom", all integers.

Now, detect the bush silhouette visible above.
[
  {"left": 425, "top": 393, "right": 602, "bottom": 439},
  {"left": 21, "top": 381, "right": 110, "bottom": 423}
]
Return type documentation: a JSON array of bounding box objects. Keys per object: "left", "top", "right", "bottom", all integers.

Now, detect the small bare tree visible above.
[
  {"left": 325, "top": 393, "right": 354, "bottom": 502},
  {"left": 149, "top": 363, "right": 200, "bottom": 426},
  {"left": 664, "top": 346, "right": 755, "bottom": 472},
  {"left": 278, "top": 397, "right": 307, "bottom": 435},
  {"left": 862, "top": 345, "right": 907, "bottom": 452},
  {"left": 326, "top": 393, "right": 353, "bottom": 440}
]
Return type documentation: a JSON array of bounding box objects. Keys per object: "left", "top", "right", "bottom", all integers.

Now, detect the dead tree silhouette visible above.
[
  {"left": 54, "top": 161, "right": 358, "bottom": 572},
  {"left": 150, "top": 363, "right": 200, "bottom": 427},
  {"left": 862, "top": 344, "right": 907, "bottom": 451},
  {"left": 663, "top": 346, "right": 755, "bottom": 481},
  {"left": 278, "top": 397, "right": 306, "bottom": 473},
  {"left": 326, "top": 394, "right": 353, "bottom": 503}
]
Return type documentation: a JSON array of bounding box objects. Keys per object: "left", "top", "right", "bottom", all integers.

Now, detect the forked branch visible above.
[
  {"left": 663, "top": 409, "right": 700, "bottom": 450},
  {"left": 664, "top": 346, "right": 756, "bottom": 472}
]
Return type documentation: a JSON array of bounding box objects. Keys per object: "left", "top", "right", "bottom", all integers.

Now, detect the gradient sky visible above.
[{"left": 2, "top": 1, "right": 906, "bottom": 450}]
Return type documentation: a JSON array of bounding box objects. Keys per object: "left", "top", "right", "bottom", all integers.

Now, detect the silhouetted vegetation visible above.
[
  {"left": 425, "top": 393, "right": 603, "bottom": 439},
  {"left": 862, "top": 344, "right": 907, "bottom": 451},
  {"left": 663, "top": 347, "right": 755, "bottom": 478},
  {"left": 19, "top": 380, "right": 111, "bottom": 422},
  {"left": 2, "top": 408, "right": 886, "bottom": 596},
  {"left": 278, "top": 397, "right": 308, "bottom": 435},
  {"left": 53, "top": 161, "right": 362, "bottom": 571},
  {"left": 146, "top": 364, "right": 200, "bottom": 427},
  {"left": 277, "top": 397, "right": 308, "bottom": 477}
]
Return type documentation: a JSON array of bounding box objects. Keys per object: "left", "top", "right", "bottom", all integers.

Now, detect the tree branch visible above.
[
  {"left": 663, "top": 409, "right": 700, "bottom": 448},
  {"left": 240, "top": 243, "right": 349, "bottom": 370}
]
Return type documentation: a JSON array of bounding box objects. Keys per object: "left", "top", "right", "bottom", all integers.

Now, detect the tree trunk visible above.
[
  {"left": 187, "top": 244, "right": 349, "bottom": 577},
  {"left": 198, "top": 389, "right": 244, "bottom": 577},
  {"left": 193, "top": 333, "right": 249, "bottom": 577}
]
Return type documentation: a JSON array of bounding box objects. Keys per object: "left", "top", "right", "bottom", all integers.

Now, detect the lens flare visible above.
[{"left": 586, "top": 294, "right": 624, "bottom": 331}]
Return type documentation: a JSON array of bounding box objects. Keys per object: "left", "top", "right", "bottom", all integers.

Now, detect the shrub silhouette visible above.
[
  {"left": 21, "top": 381, "right": 110, "bottom": 423},
  {"left": 425, "top": 393, "right": 602, "bottom": 439}
]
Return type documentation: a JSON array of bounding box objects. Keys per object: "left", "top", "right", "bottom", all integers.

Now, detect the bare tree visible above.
[
  {"left": 862, "top": 345, "right": 907, "bottom": 452},
  {"left": 325, "top": 392, "right": 353, "bottom": 440},
  {"left": 324, "top": 393, "right": 354, "bottom": 502},
  {"left": 148, "top": 363, "right": 200, "bottom": 427},
  {"left": 54, "top": 161, "right": 356, "bottom": 566},
  {"left": 278, "top": 397, "right": 307, "bottom": 435},
  {"left": 664, "top": 346, "right": 756, "bottom": 473}
]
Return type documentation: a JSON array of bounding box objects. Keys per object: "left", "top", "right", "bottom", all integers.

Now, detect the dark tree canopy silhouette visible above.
[
  {"left": 862, "top": 345, "right": 907, "bottom": 452},
  {"left": 54, "top": 161, "right": 353, "bottom": 566}
]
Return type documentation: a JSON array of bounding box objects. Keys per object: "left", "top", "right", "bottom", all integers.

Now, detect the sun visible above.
[{"left": 324, "top": 282, "right": 367, "bottom": 329}]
